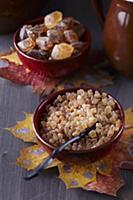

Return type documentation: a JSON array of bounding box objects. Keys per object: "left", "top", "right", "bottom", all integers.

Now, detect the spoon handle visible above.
[
  {"left": 24, "top": 156, "right": 54, "bottom": 180},
  {"left": 25, "top": 123, "right": 96, "bottom": 180}
]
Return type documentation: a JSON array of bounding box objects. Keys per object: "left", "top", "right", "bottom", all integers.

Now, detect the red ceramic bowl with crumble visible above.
[
  {"left": 33, "top": 88, "right": 125, "bottom": 162},
  {"left": 13, "top": 17, "right": 91, "bottom": 78}
]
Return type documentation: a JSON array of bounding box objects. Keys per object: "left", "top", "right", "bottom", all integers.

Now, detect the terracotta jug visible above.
[{"left": 92, "top": 0, "right": 133, "bottom": 77}]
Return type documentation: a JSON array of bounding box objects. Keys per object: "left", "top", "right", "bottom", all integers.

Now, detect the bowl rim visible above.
[
  {"left": 13, "top": 16, "right": 91, "bottom": 64},
  {"left": 33, "top": 87, "right": 125, "bottom": 154}
]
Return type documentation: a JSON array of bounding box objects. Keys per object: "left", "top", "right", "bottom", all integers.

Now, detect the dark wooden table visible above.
[{"left": 0, "top": 1, "right": 133, "bottom": 200}]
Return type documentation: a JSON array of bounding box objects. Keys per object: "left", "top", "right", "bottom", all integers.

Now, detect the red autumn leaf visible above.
[
  {"left": 85, "top": 168, "right": 125, "bottom": 196},
  {"left": 0, "top": 60, "right": 58, "bottom": 95},
  {"left": 0, "top": 61, "right": 31, "bottom": 85},
  {"left": 110, "top": 129, "right": 133, "bottom": 170},
  {"left": 0, "top": 49, "right": 110, "bottom": 96}
]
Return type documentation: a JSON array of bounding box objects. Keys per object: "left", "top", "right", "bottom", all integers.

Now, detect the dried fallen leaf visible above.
[
  {"left": 16, "top": 144, "right": 61, "bottom": 170},
  {"left": 95, "top": 156, "right": 112, "bottom": 176},
  {"left": 0, "top": 50, "right": 22, "bottom": 65},
  {"left": 110, "top": 108, "right": 133, "bottom": 170},
  {"left": 125, "top": 108, "right": 133, "bottom": 129},
  {"left": 111, "top": 129, "right": 133, "bottom": 170},
  {"left": 5, "top": 108, "right": 133, "bottom": 197},
  {"left": 85, "top": 168, "right": 125, "bottom": 197},
  {"left": 16, "top": 144, "right": 48, "bottom": 170},
  {"left": 58, "top": 162, "right": 97, "bottom": 188},
  {"left": 0, "top": 60, "right": 57, "bottom": 94},
  {"left": 0, "top": 49, "right": 113, "bottom": 96},
  {"left": 58, "top": 156, "right": 112, "bottom": 189},
  {"left": 5, "top": 113, "right": 36, "bottom": 143}
]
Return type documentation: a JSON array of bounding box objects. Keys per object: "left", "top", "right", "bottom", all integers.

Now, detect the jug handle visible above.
[{"left": 91, "top": 0, "right": 105, "bottom": 29}]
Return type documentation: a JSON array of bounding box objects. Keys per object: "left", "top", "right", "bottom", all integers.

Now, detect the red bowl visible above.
[
  {"left": 13, "top": 17, "right": 91, "bottom": 78},
  {"left": 33, "top": 88, "right": 125, "bottom": 162}
]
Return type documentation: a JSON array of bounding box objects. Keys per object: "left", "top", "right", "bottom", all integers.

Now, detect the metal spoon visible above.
[{"left": 25, "top": 123, "right": 96, "bottom": 180}]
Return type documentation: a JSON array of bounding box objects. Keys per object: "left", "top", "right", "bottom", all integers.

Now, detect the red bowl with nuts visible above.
[
  {"left": 13, "top": 11, "right": 90, "bottom": 78},
  {"left": 33, "top": 88, "right": 125, "bottom": 162}
]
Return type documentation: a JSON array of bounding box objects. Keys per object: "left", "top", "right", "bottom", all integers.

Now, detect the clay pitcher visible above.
[{"left": 92, "top": 0, "right": 133, "bottom": 77}]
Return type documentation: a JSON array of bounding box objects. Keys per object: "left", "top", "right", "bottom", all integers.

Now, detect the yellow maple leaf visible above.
[
  {"left": 6, "top": 112, "right": 37, "bottom": 143},
  {"left": 96, "top": 155, "right": 112, "bottom": 176},
  {"left": 0, "top": 50, "right": 22, "bottom": 65},
  {"left": 17, "top": 144, "right": 49, "bottom": 170},
  {"left": 16, "top": 144, "right": 61, "bottom": 170},
  {"left": 58, "top": 162, "right": 97, "bottom": 188},
  {"left": 7, "top": 108, "right": 133, "bottom": 191}
]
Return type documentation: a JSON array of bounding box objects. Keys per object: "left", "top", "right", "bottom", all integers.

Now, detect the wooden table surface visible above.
[{"left": 0, "top": 1, "right": 133, "bottom": 200}]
